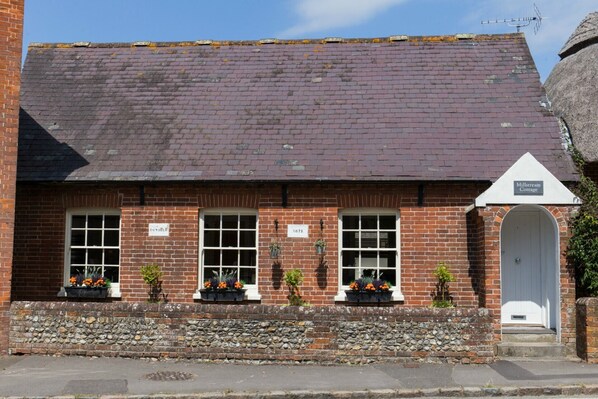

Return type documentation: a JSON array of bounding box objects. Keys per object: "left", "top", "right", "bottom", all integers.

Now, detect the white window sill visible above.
[
  {"left": 334, "top": 290, "right": 404, "bottom": 302},
  {"left": 57, "top": 287, "right": 121, "bottom": 298},
  {"left": 193, "top": 290, "right": 261, "bottom": 301}
]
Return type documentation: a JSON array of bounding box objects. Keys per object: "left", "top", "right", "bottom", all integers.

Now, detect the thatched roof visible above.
[
  {"left": 545, "top": 12, "right": 598, "bottom": 163},
  {"left": 559, "top": 12, "right": 598, "bottom": 58}
]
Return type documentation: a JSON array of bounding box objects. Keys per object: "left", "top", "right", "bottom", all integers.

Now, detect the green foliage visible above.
[
  {"left": 314, "top": 239, "right": 327, "bottom": 248},
  {"left": 140, "top": 263, "right": 166, "bottom": 303},
  {"left": 284, "top": 268, "right": 304, "bottom": 288},
  {"left": 284, "top": 268, "right": 308, "bottom": 306},
  {"left": 433, "top": 262, "right": 455, "bottom": 285},
  {"left": 567, "top": 145, "right": 598, "bottom": 297},
  {"left": 431, "top": 262, "right": 455, "bottom": 308},
  {"left": 140, "top": 263, "right": 163, "bottom": 286}
]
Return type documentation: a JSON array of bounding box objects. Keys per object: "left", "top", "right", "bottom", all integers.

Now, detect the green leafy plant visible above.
[
  {"left": 314, "top": 239, "right": 327, "bottom": 249},
  {"left": 269, "top": 241, "right": 281, "bottom": 258},
  {"left": 567, "top": 145, "right": 598, "bottom": 297},
  {"left": 284, "top": 268, "right": 308, "bottom": 306},
  {"left": 431, "top": 261, "right": 455, "bottom": 308},
  {"left": 140, "top": 263, "right": 167, "bottom": 303}
]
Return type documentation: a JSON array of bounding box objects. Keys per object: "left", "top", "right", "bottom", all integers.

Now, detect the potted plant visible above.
[
  {"left": 269, "top": 241, "right": 281, "bottom": 259},
  {"left": 65, "top": 274, "right": 109, "bottom": 299},
  {"left": 200, "top": 270, "right": 246, "bottom": 302},
  {"left": 314, "top": 238, "right": 327, "bottom": 255},
  {"left": 345, "top": 273, "right": 392, "bottom": 304}
]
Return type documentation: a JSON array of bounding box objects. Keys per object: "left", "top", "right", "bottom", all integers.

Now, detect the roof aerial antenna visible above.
[{"left": 481, "top": 3, "right": 543, "bottom": 34}]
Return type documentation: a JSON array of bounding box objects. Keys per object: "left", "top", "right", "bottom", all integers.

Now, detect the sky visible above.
[{"left": 23, "top": 0, "right": 597, "bottom": 82}]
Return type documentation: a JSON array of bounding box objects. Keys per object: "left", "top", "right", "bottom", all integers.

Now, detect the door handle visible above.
[{"left": 515, "top": 257, "right": 521, "bottom": 264}]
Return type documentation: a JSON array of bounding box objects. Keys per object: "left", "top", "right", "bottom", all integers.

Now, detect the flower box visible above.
[
  {"left": 65, "top": 286, "right": 109, "bottom": 299},
  {"left": 199, "top": 289, "right": 246, "bottom": 302},
  {"left": 345, "top": 290, "right": 392, "bottom": 303}
]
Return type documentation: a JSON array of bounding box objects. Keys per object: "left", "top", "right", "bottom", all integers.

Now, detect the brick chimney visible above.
[{"left": 0, "top": 0, "right": 24, "bottom": 353}]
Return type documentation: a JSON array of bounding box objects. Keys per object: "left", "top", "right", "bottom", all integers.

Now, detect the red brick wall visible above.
[
  {"left": 0, "top": 0, "right": 24, "bottom": 353},
  {"left": 13, "top": 182, "right": 489, "bottom": 308}
]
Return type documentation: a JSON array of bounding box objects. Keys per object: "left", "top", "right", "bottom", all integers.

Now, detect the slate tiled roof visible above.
[{"left": 18, "top": 34, "right": 576, "bottom": 182}]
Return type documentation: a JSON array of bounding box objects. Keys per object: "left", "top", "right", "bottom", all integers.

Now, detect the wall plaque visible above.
[
  {"left": 149, "top": 223, "right": 170, "bottom": 237},
  {"left": 287, "top": 224, "right": 308, "bottom": 238},
  {"left": 514, "top": 181, "right": 544, "bottom": 196}
]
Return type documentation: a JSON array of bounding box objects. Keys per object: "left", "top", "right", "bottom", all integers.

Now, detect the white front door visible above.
[{"left": 501, "top": 210, "right": 544, "bottom": 325}]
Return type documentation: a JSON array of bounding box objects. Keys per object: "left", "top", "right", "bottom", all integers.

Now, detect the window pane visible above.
[
  {"left": 379, "top": 232, "right": 395, "bottom": 248},
  {"left": 72, "top": 215, "right": 86, "bottom": 228},
  {"left": 222, "top": 250, "right": 238, "bottom": 266},
  {"left": 342, "top": 250, "right": 358, "bottom": 267},
  {"left": 361, "top": 251, "right": 377, "bottom": 269},
  {"left": 204, "top": 250, "right": 220, "bottom": 266},
  {"left": 379, "top": 269, "right": 396, "bottom": 284},
  {"left": 204, "top": 267, "right": 220, "bottom": 280},
  {"left": 70, "top": 266, "right": 85, "bottom": 276},
  {"left": 105, "top": 249, "right": 119, "bottom": 265},
  {"left": 379, "top": 251, "right": 396, "bottom": 268},
  {"left": 222, "top": 215, "right": 237, "bottom": 229},
  {"left": 204, "top": 231, "right": 220, "bottom": 247},
  {"left": 239, "top": 231, "right": 255, "bottom": 247},
  {"left": 105, "top": 215, "right": 120, "bottom": 228},
  {"left": 361, "top": 231, "right": 377, "bottom": 248},
  {"left": 239, "top": 267, "right": 256, "bottom": 284},
  {"left": 222, "top": 231, "right": 238, "bottom": 247},
  {"left": 104, "top": 230, "right": 119, "bottom": 246},
  {"left": 239, "top": 250, "right": 256, "bottom": 266},
  {"left": 342, "top": 231, "right": 358, "bottom": 248},
  {"left": 70, "top": 249, "right": 85, "bottom": 265},
  {"left": 104, "top": 267, "right": 119, "bottom": 283},
  {"left": 239, "top": 215, "right": 256, "bottom": 229},
  {"left": 88, "top": 249, "right": 103, "bottom": 264},
  {"left": 343, "top": 215, "right": 359, "bottom": 229},
  {"left": 342, "top": 268, "right": 359, "bottom": 285},
  {"left": 71, "top": 230, "right": 85, "bottom": 246},
  {"left": 88, "top": 215, "right": 103, "bottom": 228},
  {"left": 361, "top": 215, "right": 377, "bottom": 229},
  {"left": 204, "top": 215, "right": 220, "bottom": 229},
  {"left": 87, "top": 230, "right": 102, "bottom": 246},
  {"left": 379, "top": 215, "right": 395, "bottom": 229}
]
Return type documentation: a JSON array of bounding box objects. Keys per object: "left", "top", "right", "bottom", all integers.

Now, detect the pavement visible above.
[{"left": 1, "top": 355, "right": 598, "bottom": 398}]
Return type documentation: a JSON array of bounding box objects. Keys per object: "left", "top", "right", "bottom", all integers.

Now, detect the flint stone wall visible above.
[{"left": 10, "top": 301, "right": 494, "bottom": 363}]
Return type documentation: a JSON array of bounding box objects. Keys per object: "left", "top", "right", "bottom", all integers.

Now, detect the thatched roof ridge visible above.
[
  {"left": 546, "top": 12, "right": 598, "bottom": 163},
  {"left": 559, "top": 12, "right": 598, "bottom": 58}
]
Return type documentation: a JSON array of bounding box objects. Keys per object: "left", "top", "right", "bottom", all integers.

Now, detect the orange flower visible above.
[
  {"left": 69, "top": 276, "right": 77, "bottom": 286},
  {"left": 349, "top": 282, "right": 359, "bottom": 291},
  {"left": 203, "top": 281, "right": 211, "bottom": 289},
  {"left": 234, "top": 281, "right": 243, "bottom": 289},
  {"left": 94, "top": 278, "right": 105, "bottom": 287},
  {"left": 380, "top": 283, "right": 389, "bottom": 291},
  {"left": 83, "top": 278, "right": 93, "bottom": 287},
  {"left": 365, "top": 283, "right": 375, "bottom": 291},
  {"left": 217, "top": 281, "right": 227, "bottom": 289}
]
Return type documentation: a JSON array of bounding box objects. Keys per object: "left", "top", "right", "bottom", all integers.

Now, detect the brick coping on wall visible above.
[
  {"left": 10, "top": 301, "right": 494, "bottom": 364},
  {"left": 576, "top": 297, "right": 598, "bottom": 363}
]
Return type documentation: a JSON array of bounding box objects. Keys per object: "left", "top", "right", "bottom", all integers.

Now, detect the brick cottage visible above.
[{"left": 5, "top": 21, "right": 582, "bottom": 360}]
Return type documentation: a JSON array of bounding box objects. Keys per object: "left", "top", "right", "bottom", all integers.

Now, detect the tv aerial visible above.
[{"left": 481, "top": 4, "right": 543, "bottom": 34}]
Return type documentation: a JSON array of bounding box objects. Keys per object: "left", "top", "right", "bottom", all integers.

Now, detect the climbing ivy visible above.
[{"left": 567, "top": 147, "right": 598, "bottom": 297}]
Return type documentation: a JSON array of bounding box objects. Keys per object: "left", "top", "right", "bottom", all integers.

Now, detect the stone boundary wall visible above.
[
  {"left": 577, "top": 297, "right": 598, "bottom": 363},
  {"left": 10, "top": 302, "right": 493, "bottom": 363}
]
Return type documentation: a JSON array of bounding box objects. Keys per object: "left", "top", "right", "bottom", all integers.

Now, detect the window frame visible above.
[
  {"left": 62, "top": 208, "right": 122, "bottom": 297},
  {"left": 336, "top": 208, "right": 404, "bottom": 301},
  {"left": 195, "top": 208, "right": 260, "bottom": 300}
]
